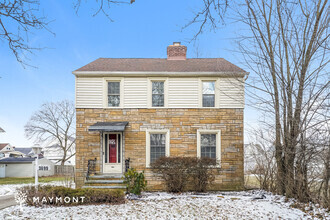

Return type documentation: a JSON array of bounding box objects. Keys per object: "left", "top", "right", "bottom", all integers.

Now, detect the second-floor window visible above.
[
  {"left": 202, "top": 81, "right": 215, "bottom": 107},
  {"left": 152, "top": 81, "right": 164, "bottom": 107},
  {"left": 108, "top": 82, "right": 120, "bottom": 107}
]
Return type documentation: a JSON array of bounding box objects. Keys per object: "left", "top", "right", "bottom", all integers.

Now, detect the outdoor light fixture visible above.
[{"left": 32, "top": 146, "right": 42, "bottom": 187}]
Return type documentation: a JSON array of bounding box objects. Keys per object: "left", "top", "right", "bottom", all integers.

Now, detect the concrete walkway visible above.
[{"left": 0, "top": 195, "right": 16, "bottom": 210}]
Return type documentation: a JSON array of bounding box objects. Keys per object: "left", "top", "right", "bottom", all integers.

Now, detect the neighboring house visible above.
[
  {"left": 73, "top": 42, "right": 247, "bottom": 190},
  {"left": 0, "top": 143, "right": 15, "bottom": 158},
  {"left": 14, "top": 147, "right": 34, "bottom": 157},
  {"left": 0, "top": 157, "right": 55, "bottom": 178},
  {"left": 42, "top": 139, "right": 75, "bottom": 165},
  {"left": 0, "top": 127, "right": 4, "bottom": 133}
]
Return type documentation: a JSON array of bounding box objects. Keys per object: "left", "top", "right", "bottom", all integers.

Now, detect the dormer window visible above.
[{"left": 108, "top": 82, "right": 120, "bottom": 107}]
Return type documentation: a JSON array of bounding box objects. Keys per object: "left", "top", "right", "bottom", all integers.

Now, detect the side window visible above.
[
  {"left": 108, "top": 82, "right": 120, "bottom": 107},
  {"left": 197, "top": 130, "right": 221, "bottom": 162},
  {"left": 202, "top": 81, "right": 215, "bottom": 107},
  {"left": 200, "top": 134, "right": 216, "bottom": 159},
  {"left": 152, "top": 81, "right": 164, "bottom": 107}
]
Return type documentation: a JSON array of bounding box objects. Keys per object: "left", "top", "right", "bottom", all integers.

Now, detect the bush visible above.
[
  {"left": 123, "top": 168, "right": 147, "bottom": 195},
  {"left": 190, "top": 157, "right": 217, "bottom": 192},
  {"left": 18, "top": 185, "right": 125, "bottom": 206},
  {"left": 150, "top": 157, "right": 194, "bottom": 193},
  {"left": 151, "top": 157, "right": 218, "bottom": 193}
]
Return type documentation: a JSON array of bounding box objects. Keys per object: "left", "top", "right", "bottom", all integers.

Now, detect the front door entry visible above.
[{"left": 103, "top": 132, "right": 122, "bottom": 173}]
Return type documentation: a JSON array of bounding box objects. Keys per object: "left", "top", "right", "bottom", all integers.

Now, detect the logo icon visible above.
[{"left": 15, "top": 191, "right": 27, "bottom": 211}]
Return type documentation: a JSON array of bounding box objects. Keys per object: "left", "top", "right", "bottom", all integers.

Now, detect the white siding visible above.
[
  {"left": 75, "top": 76, "right": 245, "bottom": 109},
  {"left": 219, "top": 78, "right": 245, "bottom": 108},
  {"left": 168, "top": 78, "right": 199, "bottom": 108},
  {"left": 76, "top": 77, "right": 103, "bottom": 108},
  {"left": 124, "top": 78, "right": 148, "bottom": 108}
]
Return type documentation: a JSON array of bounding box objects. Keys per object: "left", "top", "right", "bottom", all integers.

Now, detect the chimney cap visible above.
[{"left": 173, "top": 42, "right": 181, "bottom": 46}]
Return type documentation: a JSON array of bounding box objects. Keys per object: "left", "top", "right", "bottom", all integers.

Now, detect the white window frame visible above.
[
  {"left": 146, "top": 129, "right": 170, "bottom": 167},
  {"left": 199, "top": 78, "right": 219, "bottom": 108},
  {"left": 197, "top": 129, "right": 221, "bottom": 163},
  {"left": 147, "top": 77, "right": 168, "bottom": 108},
  {"left": 103, "top": 77, "right": 124, "bottom": 108}
]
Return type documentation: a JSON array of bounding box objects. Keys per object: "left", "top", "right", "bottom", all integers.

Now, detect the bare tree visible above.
[
  {"left": 74, "top": 0, "right": 135, "bottom": 21},
  {"left": 25, "top": 100, "right": 75, "bottom": 165},
  {"left": 182, "top": 0, "right": 329, "bottom": 204},
  {"left": 0, "top": 0, "right": 52, "bottom": 66}
]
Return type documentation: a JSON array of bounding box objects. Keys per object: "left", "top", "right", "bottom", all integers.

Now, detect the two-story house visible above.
[{"left": 74, "top": 42, "right": 247, "bottom": 190}]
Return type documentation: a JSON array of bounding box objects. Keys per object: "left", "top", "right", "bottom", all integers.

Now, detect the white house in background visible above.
[
  {"left": 42, "top": 139, "right": 75, "bottom": 165},
  {"left": 0, "top": 157, "right": 55, "bottom": 178},
  {"left": 0, "top": 143, "right": 16, "bottom": 158}
]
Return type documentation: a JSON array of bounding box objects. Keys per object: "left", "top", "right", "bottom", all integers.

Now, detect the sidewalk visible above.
[{"left": 0, "top": 195, "right": 16, "bottom": 210}]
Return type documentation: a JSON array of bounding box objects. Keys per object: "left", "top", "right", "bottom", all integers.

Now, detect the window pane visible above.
[
  {"left": 202, "top": 82, "right": 215, "bottom": 94},
  {"left": 108, "top": 95, "right": 120, "bottom": 107},
  {"left": 150, "top": 134, "right": 166, "bottom": 163},
  {"left": 201, "top": 134, "right": 216, "bottom": 159},
  {"left": 108, "top": 82, "right": 120, "bottom": 94},
  {"left": 152, "top": 81, "right": 164, "bottom": 94},
  {"left": 152, "top": 94, "right": 164, "bottom": 107},
  {"left": 203, "top": 94, "right": 215, "bottom": 107}
]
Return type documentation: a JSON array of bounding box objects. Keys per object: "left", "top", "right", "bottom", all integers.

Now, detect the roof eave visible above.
[{"left": 72, "top": 71, "right": 248, "bottom": 77}]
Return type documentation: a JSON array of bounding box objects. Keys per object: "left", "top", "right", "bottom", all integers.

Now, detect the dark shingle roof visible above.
[
  {"left": 15, "top": 148, "right": 33, "bottom": 155},
  {"left": 0, "top": 127, "right": 4, "bottom": 132},
  {"left": 0, "top": 157, "right": 35, "bottom": 163},
  {"left": 74, "top": 58, "right": 246, "bottom": 73}
]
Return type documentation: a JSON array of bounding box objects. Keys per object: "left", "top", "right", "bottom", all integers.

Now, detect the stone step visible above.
[
  {"left": 82, "top": 185, "right": 126, "bottom": 189},
  {"left": 85, "top": 179, "right": 124, "bottom": 184},
  {"left": 88, "top": 174, "right": 123, "bottom": 180}
]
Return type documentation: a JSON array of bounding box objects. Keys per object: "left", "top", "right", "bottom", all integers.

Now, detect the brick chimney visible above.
[{"left": 167, "top": 42, "right": 187, "bottom": 60}]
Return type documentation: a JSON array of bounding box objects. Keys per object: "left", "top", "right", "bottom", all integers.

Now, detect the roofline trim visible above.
[{"left": 72, "top": 71, "right": 248, "bottom": 77}]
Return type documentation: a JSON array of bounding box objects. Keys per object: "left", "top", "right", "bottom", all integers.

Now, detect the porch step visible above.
[
  {"left": 85, "top": 180, "right": 124, "bottom": 184},
  {"left": 88, "top": 174, "right": 123, "bottom": 180},
  {"left": 84, "top": 174, "right": 125, "bottom": 189},
  {"left": 82, "top": 185, "right": 126, "bottom": 189}
]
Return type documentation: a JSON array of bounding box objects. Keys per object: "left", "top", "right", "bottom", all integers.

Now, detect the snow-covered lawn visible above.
[
  {"left": 0, "top": 181, "right": 75, "bottom": 196},
  {"left": 0, "top": 190, "right": 328, "bottom": 219}
]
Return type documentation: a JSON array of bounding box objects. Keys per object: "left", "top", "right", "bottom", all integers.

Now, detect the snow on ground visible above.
[
  {"left": 0, "top": 190, "right": 328, "bottom": 220},
  {"left": 0, "top": 181, "right": 75, "bottom": 196}
]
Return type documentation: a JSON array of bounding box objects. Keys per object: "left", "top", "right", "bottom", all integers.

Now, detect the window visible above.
[
  {"left": 202, "top": 81, "right": 215, "bottom": 107},
  {"left": 146, "top": 130, "right": 170, "bottom": 167},
  {"left": 201, "top": 134, "right": 216, "bottom": 159},
  {"left": 152, "top": 81, "right": 164, "bottom": 107},
  {"left": 150, "top": 134, "right": 165, "bottom": 163},
  {"left": 197, "top": 130, "right": 221, "bottom": 162},
  {"left": 108, "top": 82, "right": 120, "bottom": 107}
]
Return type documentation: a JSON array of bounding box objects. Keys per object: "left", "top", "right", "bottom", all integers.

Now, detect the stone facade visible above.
[{"left": 75, "top": 108, "right": 244, "bottom": 190}]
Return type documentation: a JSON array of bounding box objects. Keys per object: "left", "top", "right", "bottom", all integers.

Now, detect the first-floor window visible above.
[
  {"left": 146, "top": 130, "right": 170, "bottom": 167},
  {"left": 197, "top": 130, "right": 221, "bottom": 162},
  {"left": 150, "top": 134, "right": 166, "bottom": 163},
  {"left": 200, "top": 134, "right": 216, "bottom": 158}
]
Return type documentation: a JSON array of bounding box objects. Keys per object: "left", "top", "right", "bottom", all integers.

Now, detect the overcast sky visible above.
[{"left": 0, "top": 0, "right": 258, "bottom": 147}]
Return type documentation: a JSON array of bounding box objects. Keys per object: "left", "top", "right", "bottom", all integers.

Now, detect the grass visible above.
[{"left": 0, "top": 176, "right": 66, "bottom": 185}]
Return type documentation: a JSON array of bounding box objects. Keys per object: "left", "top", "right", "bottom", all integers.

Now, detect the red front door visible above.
[{"left": 109, "top": 134, "right": 117, "bottom": 163}]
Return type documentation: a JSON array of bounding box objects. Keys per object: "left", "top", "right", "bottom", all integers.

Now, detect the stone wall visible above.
[{"left": 75, "top": 108, "right": 244, "bottom": 190}]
